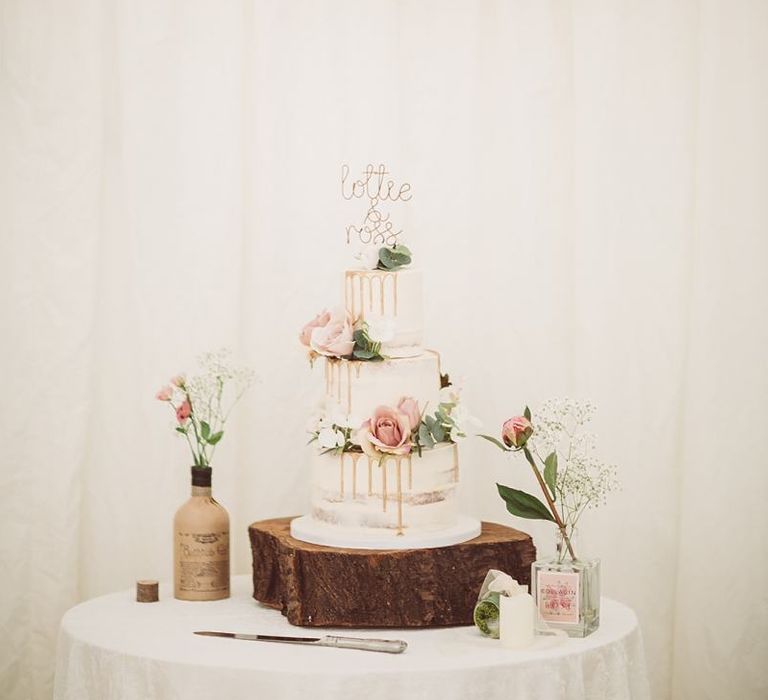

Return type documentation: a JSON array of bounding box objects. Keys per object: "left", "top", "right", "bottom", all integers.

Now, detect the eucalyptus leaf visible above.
[
  {"left": 378, "top": 246, "right": 411, "bottom": 271},
  {"left": 437, "top": 406, "right": 455, "bottom": 425},
  {"left": 419, "top": 423, "right": 435, "bottom": 448},
  {"left": 353, "top": 348, "right": 376, "bottom": 360},
  {"left": 353, "top": 329, "right": 367, "bottom": 345},
  {"left": 543, "top": 452, "right": 558, "bottom": 500},
  {"left": 431, "top": 421, "right": 446, "bottom": 442},
  {"left": 478, "top": 434, "right": 510, "bottom": 452},
  {"left": 496, "top": 483, "right": 555, "bottom": 521}
]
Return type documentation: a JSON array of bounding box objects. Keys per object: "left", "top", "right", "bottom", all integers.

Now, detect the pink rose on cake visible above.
[
  {"left": 306, "top": 308, "right": 355, "bottom": 358},
  {"left": 358, "top": 405, "right": 413, "bottom": 457},
  {"left": 299, "top": 310, "right": 332, "bottom": 347},
  {"left": 397, "top": 397, "right": 421, "bottom": 431}
]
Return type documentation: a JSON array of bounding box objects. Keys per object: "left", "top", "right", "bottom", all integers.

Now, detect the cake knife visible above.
[{"left": 194, "top": 631, "right": 407, "bottom": 654}]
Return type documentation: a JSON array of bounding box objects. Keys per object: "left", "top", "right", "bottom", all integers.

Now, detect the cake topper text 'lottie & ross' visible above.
[{"left": 342, "top": 164, "right": 412, "bottom": 246}]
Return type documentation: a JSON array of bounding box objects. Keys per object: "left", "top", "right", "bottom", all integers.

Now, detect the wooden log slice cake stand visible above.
[{"left": 249, "top": 517, "right": 536, "bottom": 628}]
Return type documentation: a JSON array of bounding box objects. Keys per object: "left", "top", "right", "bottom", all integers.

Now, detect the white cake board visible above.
[{"left": 290, "top": 515, "right": 482, "bottom": 550}]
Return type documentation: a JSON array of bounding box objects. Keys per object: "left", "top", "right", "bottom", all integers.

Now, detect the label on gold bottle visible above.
[
  {"left": 176, "top": 530, "right": 229, "bottom": 592},
  {"left": 537, "top": 571, "right": 580, "bottom": 624}
]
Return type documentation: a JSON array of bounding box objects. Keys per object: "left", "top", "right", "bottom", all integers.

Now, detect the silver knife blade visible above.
[
  {"left": 195, "top": 631, "right": 320, "bottom": 643},
  {"left": 194, "top": 631, "right": 407, "bottom": 653}
]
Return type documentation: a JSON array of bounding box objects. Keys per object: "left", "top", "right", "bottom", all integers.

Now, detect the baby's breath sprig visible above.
[{"left": 155, "top": 349, "right": 255, "bottom": 468}]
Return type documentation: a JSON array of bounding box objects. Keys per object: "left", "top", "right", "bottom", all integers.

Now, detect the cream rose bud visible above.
[
  {"left": 299, "top": 310, "right": 332, "bottom": 347},
  {"left": 170, "top": 374, "right": 186, "bottom": 389},
  {"left": 397, "top": 397, "right": 421, "bottom": 431},
  {"left": 309, "top": 308, "right": 355, "bottom": 358},
  {"left": 501, "top": 416, "right": 533, "bottom": 448}
]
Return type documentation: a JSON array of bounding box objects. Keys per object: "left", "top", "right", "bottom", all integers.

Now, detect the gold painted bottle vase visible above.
[{"left": 173, "top": 466, "right": 230, "bottom": 601}]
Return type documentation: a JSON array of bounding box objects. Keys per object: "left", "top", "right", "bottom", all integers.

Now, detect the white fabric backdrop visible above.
[{"left": 1, "top": 1, "right": 766, "bottom": 699}]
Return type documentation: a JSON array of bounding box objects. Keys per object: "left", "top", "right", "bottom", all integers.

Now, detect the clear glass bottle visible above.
[
  {"left": 531, "top": 528, "right": 600, "bottom": 637},
  {"left": 173, "top": 466, "right": 230, "bottom": 601}
]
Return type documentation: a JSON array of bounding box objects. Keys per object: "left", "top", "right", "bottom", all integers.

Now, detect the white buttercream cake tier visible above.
[
  {"left": 289, "top": 442, "right": 481, "bottom": 549},
  {"left": 343, "top": 268, "right": 423, "bottom": 356},
  {"left": 318, "top": 351, "right": 442, "bottom": 424}
]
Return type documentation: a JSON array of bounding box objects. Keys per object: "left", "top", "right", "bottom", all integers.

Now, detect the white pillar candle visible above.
[{"left": 499, "top": 592, "right": 535, "bottom": 649}]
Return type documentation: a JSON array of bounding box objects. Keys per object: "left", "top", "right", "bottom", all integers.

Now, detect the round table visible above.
[{"left": 54, "top": 575, "right": 650, "bottom": 700}]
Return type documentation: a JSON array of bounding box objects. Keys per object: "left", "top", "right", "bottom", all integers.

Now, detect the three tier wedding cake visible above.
[{"left": 291, "top": 234, "right": 481, "bottom": 549}]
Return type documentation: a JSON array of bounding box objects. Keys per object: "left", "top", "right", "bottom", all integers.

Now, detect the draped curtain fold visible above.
[{"left": 1, "top": 1, "right": 766, "bottom": 699}]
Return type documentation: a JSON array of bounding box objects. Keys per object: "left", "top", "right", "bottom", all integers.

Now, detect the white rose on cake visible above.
[
  {"left": 307, "top": 397, "right": 330, "bottom": 433},
  {"left": 351, "top": 243, "right": 380, "bottom": 270},
  {"left": 323, "top": 408, "right": 362, "bottom": 430},
  {"left": 317, "top": 426, "right": 346, "bottom": 449},
  {"left": 439, "top": 380, "right": 464, "bottom": 406},
  {"left": 450, "top": 403, "right": 481, "bottom": 441}
]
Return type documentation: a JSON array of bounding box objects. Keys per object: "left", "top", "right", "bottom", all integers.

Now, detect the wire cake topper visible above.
[{"left": 342, "top": 164, "right": 412, "bottom": 246}]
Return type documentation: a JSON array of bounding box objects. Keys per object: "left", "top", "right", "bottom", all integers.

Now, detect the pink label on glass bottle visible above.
[{"left": 537, "top": 571, "right": 580, "bottom": 624}]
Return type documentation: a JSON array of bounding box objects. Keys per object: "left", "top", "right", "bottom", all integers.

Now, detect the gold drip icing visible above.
[
  {"left": 369, "top": 275, "right": 376, "bottom": 312},
  {"left": 345, "top": 361, "right": 353, "bottom": 413},
  {"left": 424, "top": 349, "right": 443, "bottom": 386},
  {"left": 395, "top": 457, "right": 404, "bottom": 535},
  {"left": 452, "top": 444, "right": 459, "bottom": 482},
  {"left": 351, "top": 453, "right": 360, "bottom": 498},
  {"left": 325, "top": 359, "right": 344, "bottom": 401},
  {"left": 381, "top": 457, "right": 388, "bottom": 511},
  {"left": 339, "top": 452, "right": 345, "bottom": 498},
  {"left": 354, "top": 362, "right": 362, "bottom": 379},
  {"left": 407, "top": 454, "right": 413, "bottom": 490},
  {"left": 343, "top": 270, "right": 400, "bottom": 320},
  {"left": 374, "top": 275, "right": 384, "bottom": 314},
  {"left": 367, "top": 456, "right": 373, "bottom": 496},
  {"left": 393, "top": 273, "right": 399, "bottom": 315}
]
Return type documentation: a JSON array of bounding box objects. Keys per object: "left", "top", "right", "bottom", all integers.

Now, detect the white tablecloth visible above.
[{"left": 54, "top": 575, "right": 650, "bottom": 700}]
